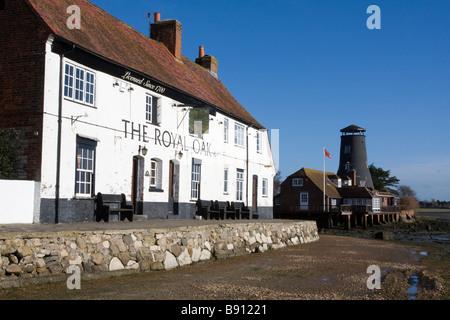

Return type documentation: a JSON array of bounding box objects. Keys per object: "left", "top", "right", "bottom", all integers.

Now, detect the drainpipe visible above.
[
  {"left": 245, "top": 125, "right": 251, "bottom": 207},
  {"left": 55, "top": 44, "right": 76, "bottom": 223}
]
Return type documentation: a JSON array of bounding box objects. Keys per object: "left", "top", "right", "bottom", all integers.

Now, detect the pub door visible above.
[
  {"left": 252, "top": 175, "right": 258, "bottom": 212},
  {"left": 132, "top": 156, "right": 145, "bottom": 215},
  {"left": 168, "top": 160, "right": 180, "bottom": 215}
]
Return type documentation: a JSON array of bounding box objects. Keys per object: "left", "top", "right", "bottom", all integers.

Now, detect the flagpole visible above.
[{"left": 323, "top": 146, "right": 325, "bottom": 213}]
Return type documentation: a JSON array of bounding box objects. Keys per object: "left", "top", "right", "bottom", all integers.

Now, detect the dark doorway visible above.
[
  {"left": 168, "top": 160, "right": 180, "bottom": 215},
  {"left": 252, "top": 175, "right": 258, "bottom": 212},
  {"left": 132, "top": 156, "right": 145, "bottom": 215}
]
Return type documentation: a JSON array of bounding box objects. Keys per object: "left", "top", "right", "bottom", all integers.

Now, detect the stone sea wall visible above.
[{"left": 0, "top": 221, "right": 318, "bottom": 283}]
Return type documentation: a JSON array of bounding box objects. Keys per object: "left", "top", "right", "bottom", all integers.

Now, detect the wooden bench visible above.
[
  {"left": 95, "top": 192, "right": 133, "bottom": 222},
  {"left": 196, "top": 199, "right": 209, "bottom": 219},
  {"left": 209, "top": 200, "right": 223, "bottom": 220},
  {"left": 232, "top": 202, "right": 250, "bottom": 219},
  {"left": 196, "top": 200, "right": 218, "bottom": 220},
  {"left": 217, "top": 201, "right": 236, "bottom": 219}
]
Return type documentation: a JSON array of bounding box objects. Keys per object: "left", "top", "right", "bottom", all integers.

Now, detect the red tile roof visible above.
[{"left": 26, "top": 0, "right": 263, "bottom": 128}]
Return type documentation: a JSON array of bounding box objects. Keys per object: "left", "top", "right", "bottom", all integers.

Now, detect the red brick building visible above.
[
  {"left": 275, "top": 167, "right": 399, "bottom": 227},
  {"left": 0, "top": 0, "right": 50, "bottom": 181},
  {"left": 276, "top": 168, "right": 344, "bottom": 218}
]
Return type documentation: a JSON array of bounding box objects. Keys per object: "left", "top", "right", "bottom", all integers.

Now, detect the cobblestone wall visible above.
[{"left": 0, "top": 221, "right": 319, "bottom": 282}]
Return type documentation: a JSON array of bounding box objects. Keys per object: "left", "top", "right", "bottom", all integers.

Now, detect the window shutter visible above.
[{"left": 153, "top": 96, "right": 162, "bottom": 125}]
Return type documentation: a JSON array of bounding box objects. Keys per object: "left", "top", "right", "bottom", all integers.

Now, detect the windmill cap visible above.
[{"left": 340, "top": 124, "right": 366, "bottom": 133}]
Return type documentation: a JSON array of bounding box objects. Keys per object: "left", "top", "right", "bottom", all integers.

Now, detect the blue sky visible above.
[{"left": 90, "top": 0, "right": 450, "bottom": 201}]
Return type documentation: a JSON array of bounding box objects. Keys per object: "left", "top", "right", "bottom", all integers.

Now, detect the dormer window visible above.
[{"left": 331, "top": 179, "right": 342, "bottom": 188}]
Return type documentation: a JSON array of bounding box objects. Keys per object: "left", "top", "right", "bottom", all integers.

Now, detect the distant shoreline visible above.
[{"left": 417, "top": 208, "right": 450, "bottom": 222}]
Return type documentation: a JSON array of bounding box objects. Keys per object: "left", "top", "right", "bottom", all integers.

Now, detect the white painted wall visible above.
[{"left": 0, "top": 180, "right": 39, "bottom": 224}]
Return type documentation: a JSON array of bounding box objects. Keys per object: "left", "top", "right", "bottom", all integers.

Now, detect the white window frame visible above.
[
  {"left": 236, "top": 169, "right": 244, "bottom": 201},
  {"left": 256, "top": 131, "right": 262, "bottom": 153},
  {"left": 300, "top": 192, "right": 308, "bottom": 203},
  {"left": 64, "top": 63, "right": 74, "bottom": 99},
  {"left": 74, "top": 67, "right": 85, "bottom": 103},
  {"left": 85, "top": 70, "right": 95, "bottom": 105},
  {"left": 262, "top": 178, "right": 268, "bottom": 197},
  {"left": 223, "top": 118, "right": 229, "bottom": 143},
  {"left": 146, "top": 94, "right": 153, "bottom": 123},
  {"left": 75, "top": 139, "right": 96, "bottom": 197},
  {"left": 191, "top": 163, "right": 201, "bottom": 200},
  {"left": 372, "top": 198, "right": 381, "bottom": 212},
  {"left": 292, "top": 178, "right": 303, "bottom": 187},
  {"left": 223, "top": 168, "right": 229, "bottom": 194},
  {"left": 234, "top": 123, "right": 245, "bottom": 147},
  {"left": 64, "top": 62, "right": 95, "bottom": 106},
  {"left": 150, "top": 160, "right": 157, "bottom": 188},
  {"left": 300, "top": 191, "right": 308, "bottom": 211}
]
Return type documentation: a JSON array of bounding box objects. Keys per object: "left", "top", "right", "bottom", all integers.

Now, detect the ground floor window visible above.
[
  {"left": 150, "top": 160, "right": 157, "bottom": 187},
  {"left": 75, "top": 136, "right": 97, "bottom": 197},
  {"left": 300, "top": 192, "right": 308, "bottom": 211},
  {"left": 149, "top": 158, "right": 163, "bottom": 190},
  {"left": 191, "top": 159, "right": 201, "bottom": 199},
  {"left": 372, "top": 198, "right": 381, "bottom": 212},
  {"left": 236, "top": 169, "right": 244, "bottom": 201},
  {"left": 300, "top": 192, "right": 308, "bottom": 204},
  {"left": 262, "top": 178, "right": 268, "bottom": 197},
  {"left": 224, "top": 168, "right": 229, "bottom": 194}
]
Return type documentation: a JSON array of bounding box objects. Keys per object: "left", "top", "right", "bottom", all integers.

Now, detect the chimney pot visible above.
[
  {"left": 199, "top": 46, "right": 205, "bottom": 58},
  {"left": 154, "top": 12, "right": 160, "bottom": 22}
]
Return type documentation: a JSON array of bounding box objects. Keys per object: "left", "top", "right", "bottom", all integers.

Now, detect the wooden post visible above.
[{"left": 351, "top": 215, "right": 356, "bottom": 228}]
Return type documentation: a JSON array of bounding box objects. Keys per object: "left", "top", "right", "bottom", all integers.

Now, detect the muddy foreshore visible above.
[
  {"left": 0, "top": 216, "right": 448, "bottom": 301},
  {"left": 320, "top": 216, "right": 450, "bottom": 300}
]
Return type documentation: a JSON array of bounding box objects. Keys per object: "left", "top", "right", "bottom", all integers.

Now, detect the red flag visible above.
[{"left": 324, "top": 148, "right": 332, "bottom": 159}]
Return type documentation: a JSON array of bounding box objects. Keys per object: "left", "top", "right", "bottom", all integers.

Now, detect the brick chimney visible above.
[
  {"left": 150, "top": 13, "right": 182, "bottom": 60},
  {"left": 195, "top": 46, "right": 218, "bottom": 75}
]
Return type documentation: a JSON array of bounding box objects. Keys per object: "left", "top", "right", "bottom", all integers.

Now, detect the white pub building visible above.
[{"left": 0, "top": 0, "right": 276, "bottom": 223}]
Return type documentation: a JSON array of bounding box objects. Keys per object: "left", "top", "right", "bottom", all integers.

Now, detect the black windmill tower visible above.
[{"left": 337, "top": 124, "right": 374, "bottom": 188}]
